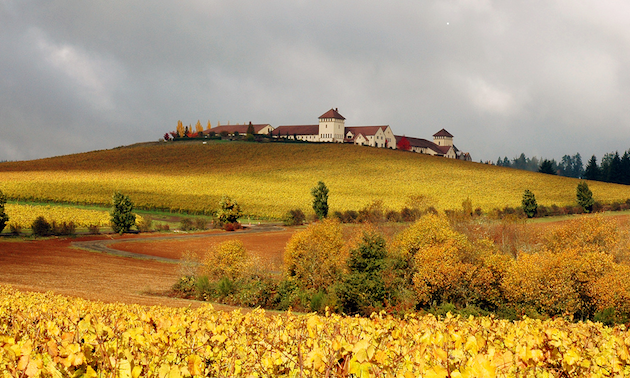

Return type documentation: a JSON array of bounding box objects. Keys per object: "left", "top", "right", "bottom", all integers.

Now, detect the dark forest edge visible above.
[{"left": 497, "top": 150, "right": 630, "bottom": 184}]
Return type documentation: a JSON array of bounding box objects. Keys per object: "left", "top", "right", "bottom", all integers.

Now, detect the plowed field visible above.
[{"left": 0, "top": 227, "right": 294, "bottom": 309}]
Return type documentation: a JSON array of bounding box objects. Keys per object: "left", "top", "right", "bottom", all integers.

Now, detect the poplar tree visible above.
[
  {"left": 311, "top": 181, "right": 329, "bottom": 219},
  {"left": 0, "top": 189, "right": 8, "bottom": 234}
]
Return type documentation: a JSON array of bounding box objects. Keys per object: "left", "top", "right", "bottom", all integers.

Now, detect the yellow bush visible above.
[
  {"left": 284, "top": 219, "right": 347, "bottom": 291},
  {"left": 591, "top": 264, "right": 630, "bottom": 316},
  {"left": 393, "top": 214, "right": 506, "bottom": 307},
  {"left": 202, "top": 240, "right": 255, "bottom": 281},
  {"left": 503, "top": 249, "right": 614, "bottom": 318},
  {"left": 544, "top": 215, "right": 619, "bottom": 255}
]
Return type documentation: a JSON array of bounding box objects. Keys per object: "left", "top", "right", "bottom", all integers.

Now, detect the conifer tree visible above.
[
  {"left": 584, "top": 155, "right": 600, "bottom": 181},
  {"left": 339, "top": 228, "right": 388, "bottom": 316},
  {"left": 246, "top": 122, "right": 255, "bottom": 135},
  {"left": 576, "top": 181, "right": 594, "bottom": 213},
  {"left": 110, "top": 192, "right": 136, "bottom": 234},
  {"left": 522, "top": 189, "right": 538, "bottom": 218},
  {"left": 311, "top": 181, "right": 329, "bottom": 219},
  {"left": 0, "top": 189, "right": 8, "bottom": 234}
]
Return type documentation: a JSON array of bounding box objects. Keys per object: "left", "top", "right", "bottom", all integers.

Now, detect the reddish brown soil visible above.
[
  {"left": 110, "top": 229, "right": 294, "bottom": 269},
  {"left": 0, "top": 229, "right": 294, "bottom": 309}
]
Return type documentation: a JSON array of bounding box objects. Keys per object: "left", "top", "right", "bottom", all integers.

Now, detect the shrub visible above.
[
  {"left": 357, "top": 200, "right": 385, "bottom": 224},
  {"left": 172, "top": 276, "right": 196, "bottom": 298},
  {"left": 202, "top": 240, "right": 254, "bottom": 282},
  {"left": 136, "top": 217, "right": 153, "bottom": 232},
  {"left": 391, "top": 214, "right": 503, "bottom": 309},
  {"left": 155, "top": 224, "right": 170, "bottom": 232},
  {"left": 87, "top": 224, "right": 100, "bottom": 234},
  {"left": 284, "top": 219, "right": 346, "bottom": 292},
  {"left": 400, "top": 207, "right": 420, "bottom": 222},
  {"left": 9, "top": 224, "right": 21, "bottom": 236},
  {"left": 194, "top": 218, "right": 208, "bottom": 230},
  {"left": 110, "top": 192, "right": 136, "bottom": 234},
  {"left": 31, "top": 216, "right": 52, "bottom": 236},
  {"left": 283, "top": 209, "right": 306, "bottom": 226},
  {"left": 385, "top": 210, "right": 402, "bottom": 223},
  {"left": 51, "top": 221, "right": 76, "bottom": 235},
  {"left": 179, "top": 218, "right": 194, "bottom": 231},
  {"left": 216, "top": 195, "right": 242, "bottom": 226}
]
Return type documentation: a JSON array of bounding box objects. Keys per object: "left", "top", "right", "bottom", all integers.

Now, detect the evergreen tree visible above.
[
  {"left": 621, "top": 151, "right": 630, "bottom": 185},
  {"left": 110, "top": 192, "right": 136, "bottom": 234},
  {"left": 559, "top": 155, "right": 573, "bottom": 177},
  {"left": 338, "top": 229, "right": 388, "bottom": 316},
  {"left": 311, "top": 181, "right": 329, "bottom": 219},
  {"left": 600, "top": 153, "right": 615, "bottom": 183},
  {"left": 538, "top": 159, "right": 556, "bottom": 175},
  {"left": 608, "top": 152, "right": 623, "bottom": 184},
  {"left": 573, "top": 153, "right": 584, "bottom": 178},
  {"left": 512, "top": 153, "right": 528, "bottom": 170},
  {"left": 584, "top": 155, "right": 600, "bottom": 181},
  {"left": 521, "top": 189, "right": 538, "bottom": 218},
  {"left": 0, "top": 189, "right": 8, "bottom": 234},
  {"left": 576, "top": 182, "right": 594, "bottom": 213},
  {"left": 246, "top": 122, "right": 255, "bottom": 136}
]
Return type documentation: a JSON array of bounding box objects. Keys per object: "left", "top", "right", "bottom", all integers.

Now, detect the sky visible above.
[{"left": 2, "top": 0, "right": 630, "bottom": 163}]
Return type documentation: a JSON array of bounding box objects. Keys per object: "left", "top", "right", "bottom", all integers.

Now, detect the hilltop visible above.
[{"left": 2, "top": 140, "right": 630, "bottom": 218}]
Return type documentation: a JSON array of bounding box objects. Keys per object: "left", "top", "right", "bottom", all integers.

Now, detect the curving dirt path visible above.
[
  {"left": 0, "top": 224, "right": 292, "bottom": 309},
  {"left": 71, "top": 224, "right": 286, "bottom": 263}
]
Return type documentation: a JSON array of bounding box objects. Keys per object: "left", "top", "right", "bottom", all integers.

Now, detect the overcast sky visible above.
[{"left": 2, "top": 0, "right": 630, "bottom": 163}]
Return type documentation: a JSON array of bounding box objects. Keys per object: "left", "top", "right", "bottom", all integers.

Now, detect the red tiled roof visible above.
[
  {"left": 272, "top": 125, "right": 319, "bottom": 136},
  {"left": 433, "top": 129, "right": 453, "bottom": 138},
  {"left": 319, "top": 108, "right": 345, "bottom": 120},
  {"left": 204, "top": 124, "right": 271, "bottom": 134}
]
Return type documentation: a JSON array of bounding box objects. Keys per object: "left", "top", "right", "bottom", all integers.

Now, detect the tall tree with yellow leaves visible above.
[
  {"left": 206, "top": 121, "right": 212, "bottom": 130},
  {"left": 176, "top": 120, "right": 185, "bottom": 137},
  {"left": 195, "top": 120, "right": 203, "bottom": 133}
]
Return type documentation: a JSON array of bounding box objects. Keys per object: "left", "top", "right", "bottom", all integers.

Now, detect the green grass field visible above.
[{"left": 2, "top": 140, "right": 630, "bottom": 219}]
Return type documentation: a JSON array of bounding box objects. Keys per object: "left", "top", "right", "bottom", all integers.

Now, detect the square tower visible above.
[
  {"left": 318, "top": 108, "right": 345, "bottom": 143},
  {"left": 433, "top": 129, "right": 454, "bottom": 147}
]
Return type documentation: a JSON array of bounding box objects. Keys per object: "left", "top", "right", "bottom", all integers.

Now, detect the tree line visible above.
[{"left": 497, "top": 150, "right": 630, "bottom": 184}]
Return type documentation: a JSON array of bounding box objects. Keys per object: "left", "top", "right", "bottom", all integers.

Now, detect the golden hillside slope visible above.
[{"left": 1, "top": 141, "right": 629, "bottom": 218}]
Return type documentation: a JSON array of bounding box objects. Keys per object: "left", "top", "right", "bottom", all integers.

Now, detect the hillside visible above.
[{"left": 2, "top": 140, "right": 630, "bottom": 218}]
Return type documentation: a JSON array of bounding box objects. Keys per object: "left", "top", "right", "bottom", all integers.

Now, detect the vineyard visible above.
[
  {"left": 1, "top": 286, "right": 629, "bottom": 377},
  {"left": 4, "top": 204, "right": 112, "bottom": 230},
  {"left": 2, "top": 142, "right": 630, "bottom": 218}
]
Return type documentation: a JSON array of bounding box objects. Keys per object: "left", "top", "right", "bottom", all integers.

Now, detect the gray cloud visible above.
[{"left": 1, "top": 0, "right": 630, "bottom": 162}]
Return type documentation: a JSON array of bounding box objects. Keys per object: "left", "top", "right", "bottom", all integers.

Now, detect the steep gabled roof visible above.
[
  {"left": 319, "top": 108, "right": 345, "bottom": 120},
  {"left": 205, "top": 124, "right": 271, "bottom": 135},
  {"left": 433, "top": 129, "right": 453, "bottom": 138},
  {"left": 272, "top": 125, "right": 319, "bottom": 136},
  {"left": 344, "top": 126, "right": 387, "bottom": 137}
]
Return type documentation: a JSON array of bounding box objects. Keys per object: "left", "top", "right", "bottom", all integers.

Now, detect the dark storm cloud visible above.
[{"left": 1, "top": 0, "right": 630, "bottom": 162}]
